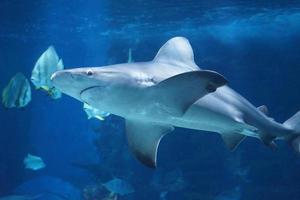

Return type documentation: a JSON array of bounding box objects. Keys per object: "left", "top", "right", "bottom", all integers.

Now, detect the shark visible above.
[{"left": 51, "top": 37, "right": 300, "bottom": 168}]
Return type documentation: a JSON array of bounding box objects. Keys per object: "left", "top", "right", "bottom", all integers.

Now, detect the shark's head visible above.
[{"left": 51, "top": 66, "right": 137, "bottom": 112}]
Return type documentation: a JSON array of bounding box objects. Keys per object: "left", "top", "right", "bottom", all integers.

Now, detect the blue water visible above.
[{"left": 1, "top": 1, "right": 300, "bottom": 199}]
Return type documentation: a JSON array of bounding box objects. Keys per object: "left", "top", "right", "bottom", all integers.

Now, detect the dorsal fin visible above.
[{"left": 153, "top": 37, "right": 199, "bottom": 70}]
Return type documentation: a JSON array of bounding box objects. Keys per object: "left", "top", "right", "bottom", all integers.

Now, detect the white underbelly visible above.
[{"left": 123, "top": 104, "right": 243, "bottom": 135}]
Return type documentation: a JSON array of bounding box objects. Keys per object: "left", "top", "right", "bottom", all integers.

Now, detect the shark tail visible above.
[{"left": 283, "top": 111, "right": 300, "bottom": 153}]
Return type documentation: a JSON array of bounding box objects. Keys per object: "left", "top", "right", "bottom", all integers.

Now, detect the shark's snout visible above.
[
  {"left": 51, "top": 70, "right": 75, "bottom": 89},
  {"left": 50, "top": 69, "right": 103, "bottom": 102},
  {"left": 51, "top": 70, "right": 71, "bottom": 82},
  {"left": 50, "top": 71, "right": 59, "bottom": 82},
  {"left": 50, "top": 70, "right": 79, "bottom": 98}
]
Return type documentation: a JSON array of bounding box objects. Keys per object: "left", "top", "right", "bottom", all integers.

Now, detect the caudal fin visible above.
[{"left": 283, "top": 111, "right": 300, "bottom": 153}]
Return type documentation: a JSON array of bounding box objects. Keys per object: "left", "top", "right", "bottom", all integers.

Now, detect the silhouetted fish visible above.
[
  {"left": 2, "top": 73, "right": 31, "bottom": 108},
  {"left": 31, "top": 46, "right": 63, "bottom": 99},
  {"left": 23, "top": 154, "right": 46, "bottom": 171}
]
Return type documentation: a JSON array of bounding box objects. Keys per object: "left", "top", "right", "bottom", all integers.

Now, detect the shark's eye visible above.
[{"left": 87, "top": 70, "right": 93, "bottom": 76}]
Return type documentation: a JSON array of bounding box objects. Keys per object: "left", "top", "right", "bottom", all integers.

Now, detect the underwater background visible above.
[{"left": 1, "top": 0, "right": 300, "bottom": 199}]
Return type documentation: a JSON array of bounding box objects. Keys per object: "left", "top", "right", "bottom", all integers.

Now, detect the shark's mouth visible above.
[
  {"left": 80, "top": 86, "right": 100, "bottom": 96},
  {"left": 80, "top": 85, "right": 104, "bottom": 104}
]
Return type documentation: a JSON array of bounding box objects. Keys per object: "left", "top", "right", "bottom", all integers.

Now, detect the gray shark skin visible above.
[{"left": 51, "top": 37, "right": 300, "bottom": 168}]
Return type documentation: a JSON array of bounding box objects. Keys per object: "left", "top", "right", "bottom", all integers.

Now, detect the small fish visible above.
[
  {"left": 83, "top": 103, "right": 110, "bottom": 121},
  {"left": 31, "top": 46, "right": 64, "bottom": 99},
  {"left": 2, "top": 73, "right": 31, "bottom": 108},
  {"left": 24, "top": 154, "right": 46, "bottom": 171},
  {"left": 102, "top": 178, "right": 134, "bottom": 196}
]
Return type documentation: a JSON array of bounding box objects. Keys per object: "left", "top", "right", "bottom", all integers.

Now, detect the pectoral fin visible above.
[
  {"left": 221, "top": 132, "right": 246, "bottom": 151},
  {"left": 126, "top": 119, "right": 174, "bottom": 168},
  {"left": 153, "top": 70, "right": 227, "bottom": 116}
]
